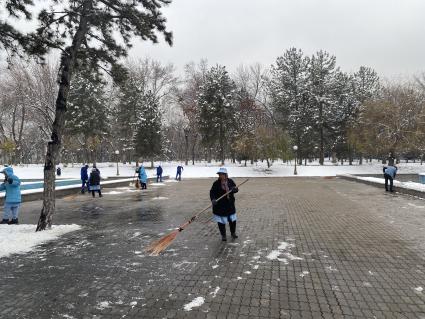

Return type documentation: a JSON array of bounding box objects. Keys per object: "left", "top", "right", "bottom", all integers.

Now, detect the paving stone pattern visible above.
[{"left": 0, "top": 178, "right": 424, "bottom": 318}]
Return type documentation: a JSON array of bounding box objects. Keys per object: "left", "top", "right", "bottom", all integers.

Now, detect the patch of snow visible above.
[
  {"left": 326, "top": 266, "right": 338, "bottom": 272},
  {"left": 244, "top": 271, "right": 251, "bottom": 274},
  {"left": 151, "top": 197, "right": 169, "bottom": 200},
  {"left": 415, "top": 286, "right": 423, "bottom": 292},
  {"left": 209, "top": 287, "right": 220, "bottom": 298},
  {"left": 212, "top": 265, "right": 219, "bottom": 269},
  {"left": 253, "top": 265, "right": 259, "bottom": 270},
  {"left": 266, "top": 241, "right": 303, "bottom": 263},
  {"left": 266, "top": 250, "right": 281, "bottom": 260},
  {"left": 0, "top": 224, "right": 81, "bottom": 258},
  {"left": 183, "top": 297, "right": 205, "bottom": 311},
  {"left": 150, "top": 183, "right": 166, "bottom": 186},
  {"left": 96, "top": 301, "right": 111, "bottom": 310},
  {"left": 102, "top": 190, "right": 124, "bottom": 195},
  {"left": 299, "top": 271, "right": 310, "bottom": 277}
]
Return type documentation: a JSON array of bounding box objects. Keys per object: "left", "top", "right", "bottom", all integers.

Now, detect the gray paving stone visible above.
[{"left": 0, "top": 177, "right": 424, "bottom": 318}]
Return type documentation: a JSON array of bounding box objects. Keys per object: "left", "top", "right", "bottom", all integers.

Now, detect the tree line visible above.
[{"left": 3, "top": 49, "right": 425, "bottom": 166}]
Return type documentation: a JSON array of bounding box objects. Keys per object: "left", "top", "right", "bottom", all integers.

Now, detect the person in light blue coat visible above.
[
  {"left": 383, "top": 165, "right": 397, "bottom": 192},
  {"left": 138, "top": 165, "right": 148, "bottom": 189},
  {"left": 0, "top": 167, "right": 22, "bottom": 224}
]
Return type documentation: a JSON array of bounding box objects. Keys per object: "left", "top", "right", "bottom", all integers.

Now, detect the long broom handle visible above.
[{"left": 177, "top": 178, "right": 249, "bottom": 231}]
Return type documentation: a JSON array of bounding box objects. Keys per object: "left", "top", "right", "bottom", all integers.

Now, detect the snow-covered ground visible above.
[
  {"left": 5, "top": 160, "right": 425, "bottom": 179},
  {"left": 0, "top": 224, "right": 81, "bottom": 258},
  {"left": 353, "top": 175, "right": 425, "bottom": 192}
]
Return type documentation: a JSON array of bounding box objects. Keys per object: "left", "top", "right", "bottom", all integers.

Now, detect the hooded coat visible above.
[
  {"left": 138, "top": 166, "right": 148, "bottom": 183},
  {"left": 0, "top": 167, "right": 22, "bottom": 204}
]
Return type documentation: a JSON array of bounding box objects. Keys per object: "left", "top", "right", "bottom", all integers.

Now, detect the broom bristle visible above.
[{"left": 145, "top": 229, "right": 179, "bottom": 256}]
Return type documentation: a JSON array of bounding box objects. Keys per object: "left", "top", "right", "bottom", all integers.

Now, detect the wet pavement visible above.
[{"left": 0, "top": 177, "right": 425, "bottom": 319}]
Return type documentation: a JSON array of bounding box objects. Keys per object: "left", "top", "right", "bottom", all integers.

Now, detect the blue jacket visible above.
[
  {"left": 138, "top": 166, "right": 147, "bottom": 183},
  {"left": 384, "top": 166, "right": 397, "bottom": 179},
  {"left": 81, "top": 166, "right": 89, "bottom": 180},
  {"left": 0, "top": 167, "right": 22, "bottom": 204},
  {"left": 177, "top": 166, "right": 183, "bottom": 173},
  {"left": 157, "top": 166, "right": 163, "bottom": 175}
]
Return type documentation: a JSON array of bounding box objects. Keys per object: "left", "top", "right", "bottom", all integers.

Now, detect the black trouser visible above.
[
  {"left": 217, "top": 217, "right": 237, "bottom": 237},
  {"left": 384, "top": 173, "right": 393, "bottom": 191},
  {"left": 141, "top": 182, "right": 147, "bottom": 189}
]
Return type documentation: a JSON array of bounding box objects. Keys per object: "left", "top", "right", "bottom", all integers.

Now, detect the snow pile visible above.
[
  {"left": 0, "top": 224, "right": 81, "bottom": 258},
  {"left": 183, "top": 297, "right": 205, "bottom": 311}
]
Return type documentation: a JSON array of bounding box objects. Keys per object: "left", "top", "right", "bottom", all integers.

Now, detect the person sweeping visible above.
[
  {"left": 210, "top": 167, "right": 239, "bottom": 241},
  {"left": 145, "top": 176, "right": 248, "bottom": 255}
]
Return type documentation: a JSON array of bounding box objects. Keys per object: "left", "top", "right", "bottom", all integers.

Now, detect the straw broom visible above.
[{"left": 145, "top": 178, "right": 250, "bottom": 256}]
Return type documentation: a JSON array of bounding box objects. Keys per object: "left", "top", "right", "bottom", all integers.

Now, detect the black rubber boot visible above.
[
  {"left": 230, "top": 221, "right": 238, "bottom": 239},
  {"left": 0, "top": 219, "right": 9, "bottom": 224},
  {"left": 218, "top": 223, "right": 226, "bottom": 241},
  {"left": 8, "top": 218, "right": 18, "bottom": 225}
]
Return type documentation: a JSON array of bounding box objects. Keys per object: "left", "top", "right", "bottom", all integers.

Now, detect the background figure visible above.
[
  {"left": 0, "top": 167, "right": 21, "bottom": 224},
  {"left": 56, "top": 166, "right": 62, "bottom": 176},
  {"left": 89, "top": 167, "right": 102, "bottom": 197},
  {"left": 80, "top": 164, "right": 89, "bottom": 194},
  {"left": 156, "top": 165, "right": 163, "bottom": 182},
  {"left": 139, "top": 165, "right": 148, "bottom": 189},
  {"left": 383, "top": 165, "right": 397, "bottom": 192},
  {"left": 176, "top": 165, "right": 183, "bottom": 181}
]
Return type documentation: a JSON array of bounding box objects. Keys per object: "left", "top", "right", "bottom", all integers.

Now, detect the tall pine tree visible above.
[
  {"left": 65, "top": 66, "right": 110, "bottom": 163},
  {"left": 134, "top": 91, "right": 162, "bottom": 165},
  {"left": 198, "top": 65, "right": 236, "bottom": 164}
]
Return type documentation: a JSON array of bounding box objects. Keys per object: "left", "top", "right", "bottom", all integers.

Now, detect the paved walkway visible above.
[{"left": 0, "top": 178, "right": 424, "bottom": 319}]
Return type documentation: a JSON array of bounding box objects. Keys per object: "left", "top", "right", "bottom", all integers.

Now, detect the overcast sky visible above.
[{"left": 131, "top": 0, "right": 425, "bottom": 78}]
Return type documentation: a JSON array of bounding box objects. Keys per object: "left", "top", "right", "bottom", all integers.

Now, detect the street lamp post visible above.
[
  {"left": 293, "top": 145, "right": 298, "bottom": 175},
  {"left": 115, "top": 150, "right": 120, "bottom": 176}
]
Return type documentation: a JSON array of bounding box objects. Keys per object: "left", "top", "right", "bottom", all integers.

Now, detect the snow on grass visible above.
[
  {"left": 0, "top": 224, "right": 81, "bottom": 258},
  {"left": 8, "top": 159, "right": 425, "bottom": 180},
  {"left": 183, "top": 297, "right": 205, "bottom": 311},
  {"left": 354, "top": 175, "right": 425, "bottom": 193}
]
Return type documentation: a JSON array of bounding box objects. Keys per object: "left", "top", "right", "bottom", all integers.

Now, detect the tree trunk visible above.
[
  {"left": 36, "top": 2, "right": 91, "bottom": 231},
  {"left": 219, "top": 125, "right": 224, "bottom": 165},
  {"left": 359, "top": 154, "right": 363, "bottom": 165},
  {"left": 319, "top": 101, "right": 324, "bottom": 165},
  {"left": 184, "top": 132, "right": 189, "bottom": 166}
]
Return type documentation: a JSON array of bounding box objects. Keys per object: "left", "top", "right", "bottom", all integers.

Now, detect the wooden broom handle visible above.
[{"left": 177, "top": 178, "right": 249, "bottom": 231}]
